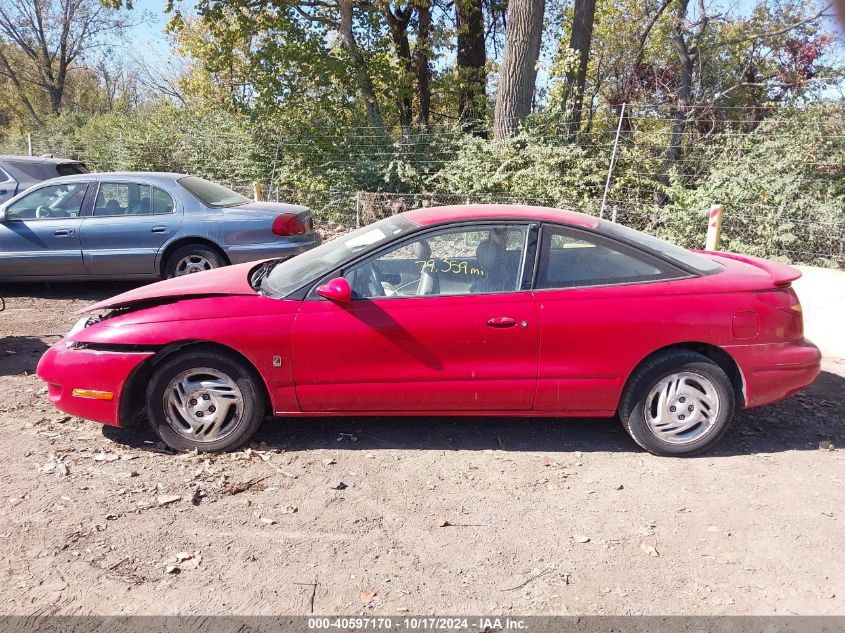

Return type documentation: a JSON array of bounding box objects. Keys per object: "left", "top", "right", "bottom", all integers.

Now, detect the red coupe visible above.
[{"left": 37, "top": 205, "right": 820, "bottom": 456}]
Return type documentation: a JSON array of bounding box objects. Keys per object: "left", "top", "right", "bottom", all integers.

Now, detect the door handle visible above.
[
  {"left": 53, "top": 229, "right": 74, "bottom": 237},
  {"left": 151, "top": 225, "right": 168, "bottom": 233},
  {"left": 487, "top": 316, "right": 517, "bottom": 328}
]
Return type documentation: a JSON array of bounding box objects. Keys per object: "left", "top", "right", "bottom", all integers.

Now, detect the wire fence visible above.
[{"left": 3, "top": 102, "right": 844, "bottom": 268}]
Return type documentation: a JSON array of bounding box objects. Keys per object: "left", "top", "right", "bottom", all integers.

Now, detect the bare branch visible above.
[{"left": 700, "top": 3, "right": 833, "bottom": 52}]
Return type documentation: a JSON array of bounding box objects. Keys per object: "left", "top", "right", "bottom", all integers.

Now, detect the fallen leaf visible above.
[
  {"left": 157, "top": 494, "right": 181, "bottom": 506},
  {"left": 181, "top": 555, "right": 202, "bottom": 570},
  {"left": 639, "top": 542, "right": 659, "bottom": 557}
]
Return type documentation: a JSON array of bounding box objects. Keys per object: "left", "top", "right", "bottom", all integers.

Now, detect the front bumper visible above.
[
  {"left": 36, "top": 341, "right": 154, "bottom": 426},
  {"left": 224, "top": 234, "right": 321, "bottom": 265},
  {"left": 727, "top": 339, "right": 822, "bottom": 408}
]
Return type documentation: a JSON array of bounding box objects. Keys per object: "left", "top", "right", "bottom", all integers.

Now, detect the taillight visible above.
[
  {"left": 272, "top": 213, "right": 307, "bottom": 236},
  {"left": 756, "top": 286, "right": 803, "bottom": 339},
  {"left": 756, "top": 287, "right": 801, "bottom": 312}
]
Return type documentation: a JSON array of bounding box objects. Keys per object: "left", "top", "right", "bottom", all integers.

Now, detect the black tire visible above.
[
  {"left": 618, "top": 350, "right": 735, "bottom": 456},
  {"left": 146, "top": 348, "right": 268, "bottom": 452},
  {"left": 163, "top": 244, "right": 226, "bottom": 279}
]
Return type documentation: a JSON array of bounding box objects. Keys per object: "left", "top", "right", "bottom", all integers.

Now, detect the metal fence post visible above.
[
  {"left": 600, "top": 102, "right": 626, "bottom": 220},
  {"left": 705, "top": 204, "right": 724, "bottom": 251},
  {"left": 355, "top": 191, "right": 362, "bottom": 228}
]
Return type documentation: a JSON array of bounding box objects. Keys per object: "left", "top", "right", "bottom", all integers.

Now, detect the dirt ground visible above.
[{"left": 0, "top": 273, "right": 843, "bottom": 616}]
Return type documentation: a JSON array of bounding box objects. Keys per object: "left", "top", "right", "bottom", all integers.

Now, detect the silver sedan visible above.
[{"left": 0, "top": 173, "right": 320, "bottom": 281}]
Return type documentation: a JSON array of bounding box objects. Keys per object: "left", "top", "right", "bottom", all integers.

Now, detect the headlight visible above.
[{"left": 67, "top": 316, "right": 90, "bottom": 340}]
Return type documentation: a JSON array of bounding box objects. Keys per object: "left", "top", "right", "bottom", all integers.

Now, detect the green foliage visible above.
[
  {"left": 1, "top": 102, "right": 843, "bottom": 267},
  {"left": 636, "top": 105, "right": 845, "bottom": 267}
]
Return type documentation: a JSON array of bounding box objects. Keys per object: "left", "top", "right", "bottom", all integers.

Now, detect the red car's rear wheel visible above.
[
  {"left": 619, "top": 350, "right": 735, "bottom": 456},
  {"left": 146, "top": 348, "right": 268, "bottom": 452}
]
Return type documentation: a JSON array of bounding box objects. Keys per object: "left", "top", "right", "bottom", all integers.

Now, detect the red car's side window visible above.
[
  {"left": 535, "top": 226, "right": 679, "bottom": 290},
  {"left": 344, "top": 224, "right": 530, "bottom": 299}
]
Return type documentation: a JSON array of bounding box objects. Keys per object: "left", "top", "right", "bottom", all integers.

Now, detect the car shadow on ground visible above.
[
  {"left": 0, "top": 336, "right": 51, "bottom": 377},
  {"left": 0, "top": 281, "right": 145, "bottom": 301},
  {"left": 102, "top": 369, "right": 844, "bottom": 457}
]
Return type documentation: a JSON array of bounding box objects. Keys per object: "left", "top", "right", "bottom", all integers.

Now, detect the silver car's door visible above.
[
  {"left": 0, "top": 182, "right": 89, "bottom": 277},
  {"left": 79, "top": 181, "right": 183, "bottom": 276},
  {"left": 0, "top": 166, "right": 18, "bottom": 204}
]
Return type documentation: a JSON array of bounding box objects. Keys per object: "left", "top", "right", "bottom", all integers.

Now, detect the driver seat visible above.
[
  {"left": 472, "top": 237, "right": 511, "bottom": 293},
  {"left": 414, "top": 240, "right": 439, "bottom": 295}
]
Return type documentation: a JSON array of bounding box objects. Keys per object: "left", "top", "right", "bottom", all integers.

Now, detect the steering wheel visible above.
[
  {"left": 35, "top": 205, "right": 47, "bottom": 219},
  {"left": 364, "top": 262, "right": 385, "bottom": 298}
]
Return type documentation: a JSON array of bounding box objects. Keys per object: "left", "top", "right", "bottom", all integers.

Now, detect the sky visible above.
[{"left": 127, "top": 0, "right": 181, "bottom": 63}]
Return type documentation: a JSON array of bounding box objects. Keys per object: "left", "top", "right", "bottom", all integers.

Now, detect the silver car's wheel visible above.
[
  {"left": 643, "top": 371, "right": 721, "bottom": 445},
  {"left": 164, "top": 244, "right": 226, "bottom": 279},
  {"left": 163, "top": 368, "right": 244, "bottom": 442},
  {"left": 175, "top": 254, "right": 214, "bottom": 276}
]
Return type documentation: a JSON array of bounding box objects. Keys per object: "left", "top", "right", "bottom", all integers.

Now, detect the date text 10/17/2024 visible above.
[{"left": 307, "top": 617, "right": 528, "bottom": 631}]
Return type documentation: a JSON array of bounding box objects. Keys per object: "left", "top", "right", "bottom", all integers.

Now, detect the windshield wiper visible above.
[{"left": 250, "top": 260, "right": 278, "bottom": 290}]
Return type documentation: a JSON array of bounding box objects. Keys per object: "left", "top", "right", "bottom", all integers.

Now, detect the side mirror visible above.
[
  {"left": 0, "top": 207, "right": 6, "bottom": 222},
  {"left": 316, "top": 277, "right": 352, "bottom": 302}
]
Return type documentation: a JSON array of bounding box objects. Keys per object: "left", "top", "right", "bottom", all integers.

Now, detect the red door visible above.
[{"left": 291, "top": 292, "right": 539, "bottom": 411}]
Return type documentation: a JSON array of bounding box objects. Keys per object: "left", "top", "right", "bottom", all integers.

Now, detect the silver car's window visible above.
[
  {"left": 344, "top": 224, "right": 529, "bottom": 299},
  {"left": 94, "top": 183, "right": 175, "bottom": 216},
  {"left": 6, "top": 183, "right": 88, "bottom": 220},
  {"left": 178, "top": 176, "right": 251, "bottom": 207},
  {"left": 261, "top": 215, "right": 417, "bottom": 297}
]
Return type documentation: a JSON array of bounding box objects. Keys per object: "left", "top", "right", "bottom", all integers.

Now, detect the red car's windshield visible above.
[{"left": 261, "top": 215, "right": 418, "bottom": 296}]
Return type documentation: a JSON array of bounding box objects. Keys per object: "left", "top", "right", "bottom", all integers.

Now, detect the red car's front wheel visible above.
[
  {"left": 619, "top": 350, "right": 736, "bottom": 456},
  {"left": 146, "top": 348, "right": 268, "bottom": 452}
]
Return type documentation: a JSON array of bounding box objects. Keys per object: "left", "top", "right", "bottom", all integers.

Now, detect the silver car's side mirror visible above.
[{"left": 0, "top": 207, "right": 7, "bottom": 222}]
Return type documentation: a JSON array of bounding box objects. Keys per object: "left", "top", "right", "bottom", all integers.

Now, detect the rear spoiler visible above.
[{"left": 694, "top": 250, "right": 802, "bottom": 287}]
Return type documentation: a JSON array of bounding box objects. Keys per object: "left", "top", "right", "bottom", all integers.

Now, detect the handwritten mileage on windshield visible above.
[{"left": 416, "top": 258, "right": 485, "bottom": 276}]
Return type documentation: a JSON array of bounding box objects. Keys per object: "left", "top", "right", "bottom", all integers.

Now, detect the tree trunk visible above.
[
  {"left": 562, "top": 0, "right": 596, "bottom": 135},
  {"left": 656, "top": 0, "right": 695, "bottom": 204},
  {"left": 456, "top": 0, "right": 487, "bottom": 129},
  {"left": 338, "top": 0, "right": 385, "bottom": 133},
  {"left": 384, "top": 4, "right": 414, "bottom": 131},
  {"left": 493, "top": 0, "right": 545, "bottom": 139},
  {"left": 414, "top": 0, "right": 432, "bottom": 127}
]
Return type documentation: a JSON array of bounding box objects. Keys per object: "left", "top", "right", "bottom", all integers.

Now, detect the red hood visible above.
[{"left": 81, "top": 262, "right": 259, "bottom": 313}]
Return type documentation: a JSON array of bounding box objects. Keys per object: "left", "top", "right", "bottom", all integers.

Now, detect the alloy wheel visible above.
[
  {"left": 643, "top": 371, "right": 721, "bottom": 445},
  {"left": 163, "top": 368, "right": 244, "bottom": 442}
]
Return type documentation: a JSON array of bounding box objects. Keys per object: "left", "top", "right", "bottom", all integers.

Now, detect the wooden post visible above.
[
  {"left": 705, "top": 204, "right": 723, "bottom": 251},
  {"left": 253, "top": 181, "right": 263, "bottom": 202}
]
